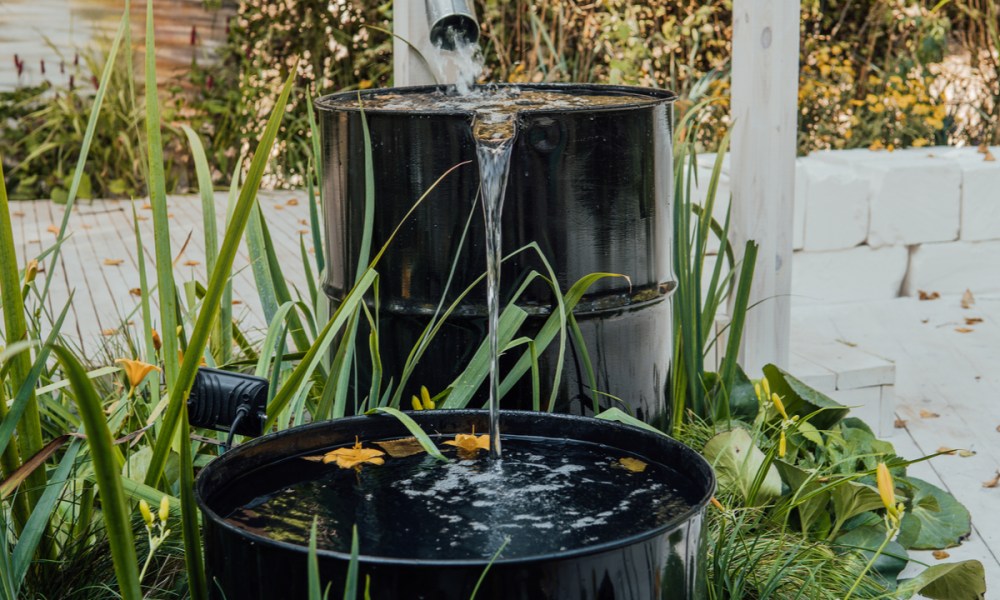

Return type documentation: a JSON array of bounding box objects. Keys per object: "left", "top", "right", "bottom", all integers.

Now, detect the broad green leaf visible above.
[
  {"left": 897, "top": 560, "right": 986, "bottom": 599},
  {"left": 897, "top": 477, "right": 971, "bottom": 550},
  {"left": 774, "top": 460, "right": 830, "bottom": 536},
  {"left": 763, "top": 364, "right": 849, "bottom": 430},
  {"left": 829, "top": 480, "right": 885, "bottom": 526},
  {"left": 595, "top": 407, "right": 671, "bottom": 438},
  {"left": 835, "top": 525, "right": 909, "bottom": 587},
  {"left": 702, "top": 428, "right": 781, "bottom": 504}
]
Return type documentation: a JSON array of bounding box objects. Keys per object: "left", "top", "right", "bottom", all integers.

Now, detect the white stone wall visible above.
[{"left": 692, "top": 146, "right": 1000, "bottom": 303}]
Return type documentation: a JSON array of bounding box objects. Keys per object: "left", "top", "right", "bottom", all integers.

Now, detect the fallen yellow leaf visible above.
[
  {"left": 129, "top": 288, "right": 142, "bottom": 297},
  {"left": 919, "top": 410, "right": 940, "bottom": 419},
  {"left": 103, "top": 258, "right": 124, "bottom": 266},
  {"left": 983, "top": 470, "right": 1000, "bottom": 489},
  {"left": 46, "top": 225, "right": 59, "bottom": 234},
  {"left": 374, "top": 437, "right": 426, "bottom": 458},
  {"left": 932, "top": 550, "right": 950, "bottom": 560},
  {"left": 965, "top": 317, "right": 984, "bottom": 325},
  {"left": 958, "top": 449, "right": 976, "bottom": 458},
  {"left": 955, "top": 327, "right": 974, "bottom": 333},
  {"left": 618, "top": 457, "right": 648, "bottom": 473},
  {"left": 961, "top": 289, "right": 975, "bottom": 309},
  {"left": 286, "top": 198, "right": 299, "bottom": 206},
  {"left": 894, "top": 418, "right": 907, "bottom": 429},
  {"left": 985, "top": 150, "right": 996, "bottom": 162},
  {"left": 184, "top": 260, "right": 200, "bottom": 266},
  {"left": 918, "top": 290, "right": 940, "bottom": 301},
  {"left": 102, "top": 328, "right": 118, "bottom": 336}
]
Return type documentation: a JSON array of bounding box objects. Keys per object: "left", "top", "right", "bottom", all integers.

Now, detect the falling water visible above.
[
  {"left": 428, "top": 27, "right": 484, "bottom": 96},
  {"left": 474, "top": 113, "right": 516, "bottom": 460}
]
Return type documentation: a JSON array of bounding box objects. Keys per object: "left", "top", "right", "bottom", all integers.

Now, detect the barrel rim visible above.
[
  {"left": 314, "top": 83, "right": 677, "bottom": 117},
  {"left": 196, "top": 409, "right": 714, "bottom": 568}
]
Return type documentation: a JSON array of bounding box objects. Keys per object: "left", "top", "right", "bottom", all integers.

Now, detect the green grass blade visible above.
[
  {"left": 11, "top": 440, "right": 81, "bottom": 585},
  {"left": 179, "top": 403, "right": 207, "bottom": 599},
  {"left": 144, "top": 69, "right": 297, "bottom": 489},
  {"left": 308, "top": 518, "right": 323, "bottom": 600},
  {"left": 182, "top": 125, "right": 219, "bottom": 274},
  {"left": 342, "top": 526, "right": 360, "bottom": 600},
  {"left": 307, "top": 171, "right": 325, "bottom": 274},
  {"left": 595, "top": 407, "right": 670, "bottom": 437},
  {"left": 469, "top": 537, "right": 510, "bottom": 600},
  {"left": 130, "top": 201, "right": 161, "bottom": 413},
  {"left": 39, "top": 7, "right": 128, "bottom": 302},
  {"left": 0, "top": 298, "right": 72, "bottom": 459},
  {"left": 50, "top": 346, "right": 141, "bottom": 600},
  {"left": 355, "top": 99, "right": 375, "bottom": 284},
  {"left": 246, "top": 203, "right": 280, "bottom": 323},
  {"left": 716, "top": 240, "right": 758, "bottom": 421},
  {"left": 0, "top": 162, "right": 43, "bottom": 518},
  {"left": 144, "top": 0, "right": 179, "bottom": 385},
  {"left": 366, "top": 407, "right": 447, "bottom": 461}
]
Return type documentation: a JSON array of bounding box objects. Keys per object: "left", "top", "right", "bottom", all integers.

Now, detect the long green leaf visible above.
[
  {"left": 11, "top": 440, "right": 81, "bottom": 586},
  {"left": 144, "top": 0, "right": 180, "bottom": 386},
  {"left": 366, "top": 407, "right": 447, "bottom": 461},
  {"left": 51, "top": 346, "right": 141, "bottom": 599},
  {"left": 144, "top": 69, "right": 297, "bottom": 488},
  {"left": 342, "top": 526, "right": 360, "bottom": 600}
]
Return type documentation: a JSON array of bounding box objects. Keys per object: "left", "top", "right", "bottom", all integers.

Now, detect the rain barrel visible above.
[
  {"left": 195, "top": 410, "right": 714, "bottom": 599},
  {"left": 316, "top": 84, "right": 676, "bottom": 426}
]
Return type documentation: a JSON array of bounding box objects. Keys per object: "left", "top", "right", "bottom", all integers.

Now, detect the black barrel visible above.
[
  {"left": 196, "top": 410, "right": 714, "bottom": 599},
  {"left": 316, "top": 84, "right": 676, "bottom": 426}
]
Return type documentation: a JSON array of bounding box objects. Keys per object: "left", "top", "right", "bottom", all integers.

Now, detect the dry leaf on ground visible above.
[
  {"left": 103, "top": 258, "right": 124, "bottom": 266},
  {"left": 961, "top": 289, "right": 975, "bottom": 309},
  {"left": 298, "top": 219, "right": 308, "bottom": 226},
  {"left": 965, "top": 317, "right": 983, "bottom": 325},
  {"left": 183, "top": 260, "right": 200, "bottom": 266},
  {"left": 102, "top": 328, "right": 118, "bottom": 336},
  {"left": 955, "top": 327, "right": 975, "bottom": 333},
  {"left": 920, "top": 409, "right": 940, "bottom": 419},
  {"left": 978, "top": 143, "right": 989, "bottom": 154},
  {"left": 129, "top": 288, "right": 142, "bottom": 297},
  {"left": 286, "top": 198, "right": 299, "bottom": 206},
  {"left": 232, "top": 299, "right": 243, "bottom": 305},
  {"left": 918, "top": 290, "right": 940, "bottom": 301},
  {"left": 983, "top": 471, "right": 1000, "bottom": 488},
  {"left": 46, "top": 225, "right": 59, "bottom": 234},
  {"left": 142, "top": 203, "right": 152, "bottom": 210},
  {"left": 273, "top": 204, "right": 284, "bottom": 210},
  {"left": 958, "top": 449, "right": 976, "bottom": 457},
  {"left": 894, "top": 419, "right": 908, "bottom": 429},
  {"left": 932, "top": 550, "right": 951, "bottom": 560},
  {"left": 985, "top": 150, "right": 996, "bottom": 162},
  {"left": 12, "top": 210, "right": 24, "bottom": 217}
]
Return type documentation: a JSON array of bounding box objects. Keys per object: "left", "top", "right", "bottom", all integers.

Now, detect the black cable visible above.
[{"left": 223, "top": 404, "right": 251, "bottom": 452}]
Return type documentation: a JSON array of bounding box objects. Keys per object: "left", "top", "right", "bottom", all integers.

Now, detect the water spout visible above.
[{"left": 425, "top": 0, "right": 479, "bottom": 50}]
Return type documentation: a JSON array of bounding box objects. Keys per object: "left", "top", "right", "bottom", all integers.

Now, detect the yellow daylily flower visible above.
[
  {"left": 443, "top": 426, "right": 490, "bottom": 455},
  {"left": 151, "top": 328, "right": 162, "bottom": 352},
  {"left": 322, "top": 437, "right": 385, "bottom": 470},
  {"left": 139, "top": 499, "right": 154, "bottom": 527},
  {"left": 23, "top": 259, "right": 38, "bottom": 286},
  {"left": 159, "top": 496, "right": 170, "bottom": 524},
  {"left": 411, "top": 386, "right": 436, "bottom": 410},
  {"left": 771, "top": 393, "right": 788, "bottom": 420},
  {"left": 876, "top": 462, "right": 905, "bottom": 525},
  {"left": 115, "top": 358, "right": 160, "bottom": 393}
]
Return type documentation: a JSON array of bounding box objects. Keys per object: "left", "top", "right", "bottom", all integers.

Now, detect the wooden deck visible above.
[{"left": 7, "top": 196, "right": 1000, "bottom": 589}]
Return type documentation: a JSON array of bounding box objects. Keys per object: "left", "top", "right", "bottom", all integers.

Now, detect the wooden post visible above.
[
  {"left": 729, "top": 0, "right": 800, "bottom": 374},
  {"left": 393, "top": 1, "right": 437, "bottom": 86}
]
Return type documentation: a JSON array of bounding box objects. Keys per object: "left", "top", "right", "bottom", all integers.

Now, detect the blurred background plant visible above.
[{"left": 5, "top": 0, "right": 1000, "bottom": 195}]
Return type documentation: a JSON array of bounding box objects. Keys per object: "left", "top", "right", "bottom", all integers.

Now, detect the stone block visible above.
[
  {"left": 792, "top": 245, "right": 908, "bottom": 304},
  {"left": 904, "top": 240, "right": 1000, "bottom": 296},
  {"left": 936, "top": 146, "right": 1000, "bottom": 241},
  {"left": 799, "top": 158, "right": 869, "bottom": 251},
  {"left": 811, "top": 148, "right": 961, "bottom": 247}
]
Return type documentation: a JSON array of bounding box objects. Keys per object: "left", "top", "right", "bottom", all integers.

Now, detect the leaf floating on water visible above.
[
  {"left": 982, "top": 470, "right": 1000, "bottom": 489},
  {"left": 322, "top": 437, "right": 385, "bottom": 470},
  {"left": 961, "top": 289, "right": 975, "bottom": 309},
  {"left": 918, "top": 290, "right": 940, "bottom": 301},
  {"left": 920, "top": 409, "right": 940, "bottom": 419},
  {"left": 618, "top": 457, "right": 648, "bottom": 473},
  {"left": 375, "top": 437, "right": 427, "bottom": 458}
]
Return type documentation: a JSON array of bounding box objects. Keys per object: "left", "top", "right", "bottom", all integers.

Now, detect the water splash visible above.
[{"left": 428, "top": 27, "right": 483, "bottom": 95}]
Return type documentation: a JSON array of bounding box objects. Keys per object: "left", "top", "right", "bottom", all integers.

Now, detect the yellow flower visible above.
[
  {"left": 912, "top": 104, "right": 931, "bottom": 116},
  {"left": 443, "top": 426, "right": 490, "bottom": 455},
  {"left": 23, "top": 259, "right": 38, "bottom": 286},
  {"left": 115, "top": 358, "right": 160, "bottom": 393},
  {"left": 358, "top": 79, "right": 373, "bottom": 90},
  {"left": 771, "top": 393, "right": 788, "bottom": 420},
  {"left": 411, "top": 386, "right": 435, "bottom": 411},
  {"left": 778, "top": 431, "right": 787, "bottom": 458},
  {"left": 139, "top": 499, "right": 154, "bottom": 527},
  {"left": 151, "top": 329, "right": 162, "bottom": 352},
  {"left": 865, "top": 93, "right": 879, "bottom": 105},
  {"left": 159, "top": 496, "right": 170, "bottom": 523},
  {"left": 876, "top": 462, "right": 905, "bottom": 525},
  {"left": 925, "top": 117, "right": 945, "bottom": 130},
  {"left": 870, "top": 102, "right": 886, "bottom": 114},
  {"left": 322, "top": 437, "right": 385, "bottom": 470}
]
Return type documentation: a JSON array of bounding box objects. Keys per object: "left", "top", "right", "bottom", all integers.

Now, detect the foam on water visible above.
[{"left": 224, "top": 436, "right": 693, "bottom": 560}]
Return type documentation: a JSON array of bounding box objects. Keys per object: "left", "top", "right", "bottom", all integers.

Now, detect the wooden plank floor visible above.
[{"left": 7, "top": 196, "right": 1000, "bottom": 589}]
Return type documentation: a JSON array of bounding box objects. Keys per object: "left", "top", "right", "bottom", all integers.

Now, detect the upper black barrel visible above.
[{"left": 316, "top": 83, "right": 676, "bottom": 426}]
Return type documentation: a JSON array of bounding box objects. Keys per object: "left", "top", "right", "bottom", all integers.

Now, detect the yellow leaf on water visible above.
[
  {"left": 618, "top": 457, "right": 648, "bottom": 473},
  {"left": 374, "top": 437, "right": 426, "bottom": 458}
]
